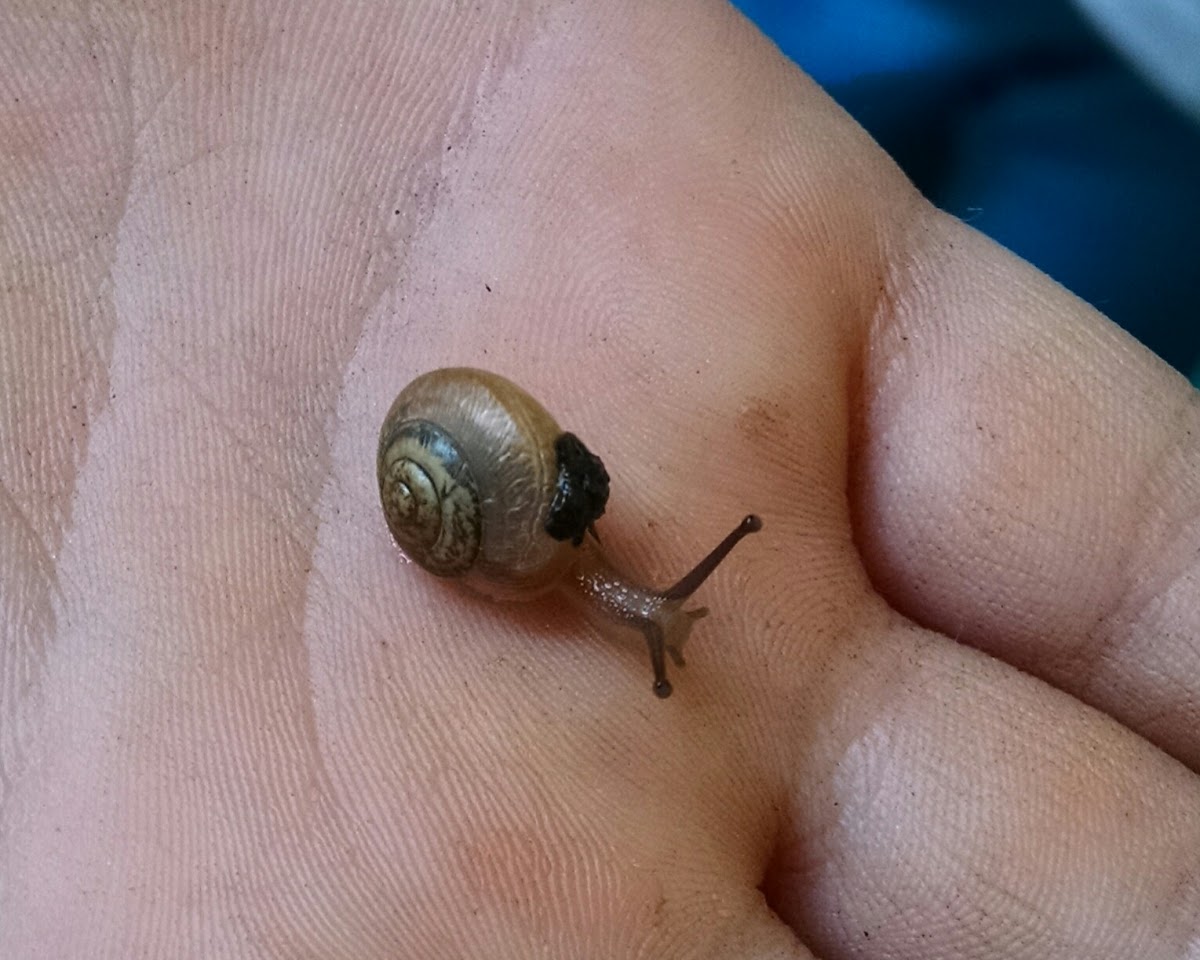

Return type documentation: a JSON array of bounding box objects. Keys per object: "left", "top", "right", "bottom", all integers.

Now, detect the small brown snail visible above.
[{"left": 377, "top": 367, "right": 762, "bottom": 698}]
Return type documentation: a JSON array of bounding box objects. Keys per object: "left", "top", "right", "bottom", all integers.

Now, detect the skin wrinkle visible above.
[
  {"left": 760, "top": 606, "right": 907, "bottom": 915},
  {"left": 0, "top": 4, "right": 136, "bottom": 823},
  {"left": 136, "top": 340, "right": 328, "bottom": 531},
  {"left": 1090, "top": 398, "right": 1200, "bottom": 692},
  {"left": 847, "top": 193, "right": 942, "bottom": 548},
  {"left": 0, "top": 480, "right": 61, "bottom": 602},
  {"left": 1088, "top": 390, "right": 1200, "bottom": 638},
  {"left": 1068, "top": 399, "right": 1196, "bottom": 749},
  {"left": 0, "top": 478, "right": 60, "bottom": 798}
]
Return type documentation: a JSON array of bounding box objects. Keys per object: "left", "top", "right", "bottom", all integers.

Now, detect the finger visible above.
[
  {"left": 854, "top": 211, "right": 1200, "bottom": 769},
  {"left": 766, "top": 618, "right": 1200, "bottom": 960}
]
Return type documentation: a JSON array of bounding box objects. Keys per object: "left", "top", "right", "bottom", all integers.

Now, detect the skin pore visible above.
[{"left": 1, "top": 2, "right": 1198, "bottom": 958}]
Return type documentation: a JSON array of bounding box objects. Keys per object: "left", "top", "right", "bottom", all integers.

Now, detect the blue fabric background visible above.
[{"left": 734, "top": 0, "right": 1200, "bottom": 384}]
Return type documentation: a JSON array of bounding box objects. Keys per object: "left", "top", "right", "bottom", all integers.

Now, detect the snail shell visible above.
[{"left": 377, "top": 368, "right": 608, "bottom": 601}]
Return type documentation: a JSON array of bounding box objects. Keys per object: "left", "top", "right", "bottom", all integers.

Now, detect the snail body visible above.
[{"left": 377, "top": 367, "right": 761, "bottom": 698}]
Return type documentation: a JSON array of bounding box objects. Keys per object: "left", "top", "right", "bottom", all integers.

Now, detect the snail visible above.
[{"left": 377, "top": 367, "right": 762, "bottom": 698}]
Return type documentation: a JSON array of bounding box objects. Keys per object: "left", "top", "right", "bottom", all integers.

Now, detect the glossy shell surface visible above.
[{"left": 377, "top": 368, "right": 575, "bottom": 600}]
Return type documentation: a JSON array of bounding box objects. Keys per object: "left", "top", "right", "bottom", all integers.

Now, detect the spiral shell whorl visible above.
[
  {"left": 378, "top": 419, "right": 481, "bottom": 576},
  {"left": 377, "top": 367, "right": 600, "bottom": 599}
]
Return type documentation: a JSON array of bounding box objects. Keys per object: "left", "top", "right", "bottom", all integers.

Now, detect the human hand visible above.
[{"left": 2, "top": 2, "right": 1197, "bottom": 958}]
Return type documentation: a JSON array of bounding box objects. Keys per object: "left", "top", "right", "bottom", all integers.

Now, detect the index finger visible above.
[{"left": 853, "top": 209, "right": 1200, "bottom": 769}]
